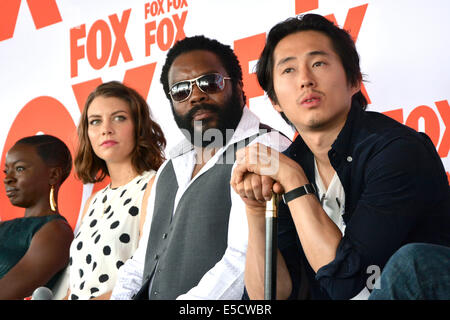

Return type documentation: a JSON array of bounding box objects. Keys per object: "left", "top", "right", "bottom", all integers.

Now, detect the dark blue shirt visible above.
[{"left": 279, "top": 102, "right": 450, "bottom": 300}]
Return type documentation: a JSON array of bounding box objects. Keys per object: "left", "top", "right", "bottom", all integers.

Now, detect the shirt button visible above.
[
  {"left": 154, "top": 291, "right": 158, "bottom": 296},
  {"left": 346, "top": 156, "right": 353, "bottom": 162},
  {"left": 154, "top": 254, "right": 159, "bottom": 260},
  {"left": 162, "top": 233, "right": 167, "bottom": 239}
]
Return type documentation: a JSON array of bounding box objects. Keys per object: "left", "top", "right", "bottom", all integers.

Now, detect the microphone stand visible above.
[{"left": 264, "top": 192, "right": 279, "bottom": 300}]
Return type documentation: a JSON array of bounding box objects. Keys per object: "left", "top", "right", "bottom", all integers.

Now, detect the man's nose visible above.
[
  {"left": 300, "top": 74, "right": 316, "bottom": 89},
  {"left": 189, "top": 82, "right": 208, "bottom": 105}
]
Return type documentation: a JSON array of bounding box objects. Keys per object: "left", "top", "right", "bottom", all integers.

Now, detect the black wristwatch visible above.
[{"left": 282, "top": 184, "right": 316, "bottom": 204}]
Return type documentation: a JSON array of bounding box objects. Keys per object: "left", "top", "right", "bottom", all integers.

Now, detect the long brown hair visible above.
[{"left": 74, "top": 81, "right": 166, "bottom": 184}]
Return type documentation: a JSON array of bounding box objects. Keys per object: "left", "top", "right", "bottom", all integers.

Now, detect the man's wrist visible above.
[
  {"left": 282, "top": 183, "right": 316, "bottom": 204},
  {"left": 277, "top": 160, "right": 308, "bottom": 191},
  {"left": 281, "top": 173, "right": 308, "bottom": 192}
]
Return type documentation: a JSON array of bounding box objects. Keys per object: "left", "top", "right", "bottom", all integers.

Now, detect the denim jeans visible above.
[{"left": 369, "top": 243, "right": 450, "bottom": 300}]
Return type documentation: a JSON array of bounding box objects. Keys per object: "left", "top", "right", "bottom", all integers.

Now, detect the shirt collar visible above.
[
  {"left": 285, "top": 100, "right": 364, "bottom": 165},
  {"left": 330, "top": 100, "right": 363, "bottom": 158}
]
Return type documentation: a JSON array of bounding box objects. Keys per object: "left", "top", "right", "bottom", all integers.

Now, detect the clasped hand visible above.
[{"left": 230, "top": 143, "right": 306, "bottom": 212}]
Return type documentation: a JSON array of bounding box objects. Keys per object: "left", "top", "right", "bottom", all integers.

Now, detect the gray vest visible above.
[{"left": 137, "top": 131, "right": 267, "bottom": 300}]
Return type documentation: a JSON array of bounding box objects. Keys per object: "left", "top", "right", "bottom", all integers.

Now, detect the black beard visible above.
[{"left": 172, "top": 89, "right": 243, "bottom": 148}]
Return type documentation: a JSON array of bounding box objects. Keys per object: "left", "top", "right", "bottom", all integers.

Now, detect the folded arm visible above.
[{"left": 0, "top": 218, "right": 73, "bottom": 299}]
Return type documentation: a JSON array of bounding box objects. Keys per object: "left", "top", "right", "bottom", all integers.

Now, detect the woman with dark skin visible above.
[{"left": 0, "top": 135, "right": 74, "bottom": 299}]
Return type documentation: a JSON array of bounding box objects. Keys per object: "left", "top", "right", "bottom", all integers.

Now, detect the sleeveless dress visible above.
[
  {"left": 68, "top": 170, "right": 155, "bottom": 300},
  {"left": 0, "top": 214, "right": 68, "bottom": 289}
]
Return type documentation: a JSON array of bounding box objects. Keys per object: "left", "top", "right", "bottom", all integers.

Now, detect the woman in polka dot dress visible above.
[{"left": 66, "top": 81, "right": 166, "bottom": 299}]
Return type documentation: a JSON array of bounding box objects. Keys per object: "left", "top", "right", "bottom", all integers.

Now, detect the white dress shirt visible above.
[{"left": 111, "top": 107, "right": 291, "bottom": 300}]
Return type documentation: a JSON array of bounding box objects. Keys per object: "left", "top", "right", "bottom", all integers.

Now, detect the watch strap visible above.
[{"left": 282, "top": 184, "right": 316, "bottom": 204}]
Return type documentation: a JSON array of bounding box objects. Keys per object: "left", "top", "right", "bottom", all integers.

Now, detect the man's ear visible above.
[
  {"left": 48, "top": 167, "right": 63, "bottom": 187},
  {"left": 236, "top": 80, "right": 245, "bottom": 106},
  {"left": 351, "top": 79, "right": 362, "bottom": 96}
]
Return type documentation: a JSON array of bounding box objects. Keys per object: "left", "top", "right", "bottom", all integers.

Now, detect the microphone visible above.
[
  {"left": 264, "top": 192, "right": 279, "bottom": 300},
  {"left": 31, "top": 287, "right": 53, "bottom": 300}
]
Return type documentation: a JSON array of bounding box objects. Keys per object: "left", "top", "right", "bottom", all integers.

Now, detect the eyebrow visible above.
[
  {"left": 5, "top": 159, "right": 26, "bottom": 167},
  {"left": 87, "top": 109, "right": 128, "bottom": 119},
  {"left": 275, "top": 50, "right": 330, "bottom": 67},
  {"left": 171, "top": 71, "right": 220, "bottom": 86}
]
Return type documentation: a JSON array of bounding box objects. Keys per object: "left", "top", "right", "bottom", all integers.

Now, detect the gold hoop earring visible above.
[{"left": 50, "top": 185, "right": 57, "bottom": 212}]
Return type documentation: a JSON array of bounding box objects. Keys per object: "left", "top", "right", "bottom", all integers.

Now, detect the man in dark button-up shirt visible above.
[{"left": 231, "top": 14, "right": 450, "bottom": 300}]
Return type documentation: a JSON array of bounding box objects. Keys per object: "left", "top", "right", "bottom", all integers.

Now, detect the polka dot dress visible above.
[{"left": 68, "top": 170, "right": 155, "bottom": 300}]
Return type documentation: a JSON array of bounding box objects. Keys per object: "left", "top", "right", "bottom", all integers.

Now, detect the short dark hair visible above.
[
  {"left": 160, "top": 35, "right": 246, "bottom": 103},
  {"left": 256, "top": 14, "right": 367, "bottom": 110},
  {"left": 75, "top": 81, "right": 166, "bottom": 183},
  {"left": 15, "top": 134, "right": 72, "bottom": 185}
]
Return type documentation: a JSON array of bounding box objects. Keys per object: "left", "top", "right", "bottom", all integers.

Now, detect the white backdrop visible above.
[{"left": 1, "top": 0, "right": 449, "bottom": 230}]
